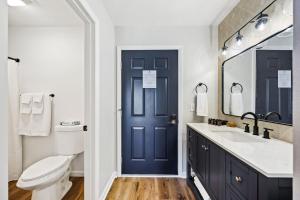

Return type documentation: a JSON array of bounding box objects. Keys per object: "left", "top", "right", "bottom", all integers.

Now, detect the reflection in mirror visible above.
[{"left": 223, "top": 27, "right": 293, "bottom": 125}]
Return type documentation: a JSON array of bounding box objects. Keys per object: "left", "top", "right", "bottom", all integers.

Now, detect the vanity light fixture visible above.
[
  {"left": 219, "top": 0, "right": 277, "bottom": 58},
  {"left": 221, "top": 44, "right": 228, "bottom": 56},
  {"left": 255, "top": 13, "right": 269, "bottom": 31},
  {"left": 236, "top": 31, "right": 243, "bottom": 46}
]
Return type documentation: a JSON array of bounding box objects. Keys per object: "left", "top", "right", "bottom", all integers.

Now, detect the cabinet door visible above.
[
  {"left": 207, "top": 141, "right": 226, "bottom": 200},
  {"left": 188, "top": 128, "right": 197, "bottom": 169},
  {"left": 226, "top": 154, "right": 257, "bottom": 200},
  {"left": 226, "top": 186, "right": 245, "bottom": 200},
  {"left": 196, "top": 134, "right": 207, "bottom": 184},
  {"left": 187, "top": 128, "right": 193, "bottom": 164}
]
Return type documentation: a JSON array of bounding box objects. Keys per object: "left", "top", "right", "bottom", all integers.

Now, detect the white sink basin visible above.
[{"left": 211, "top": 130, "right": 264, "bottom": 143}]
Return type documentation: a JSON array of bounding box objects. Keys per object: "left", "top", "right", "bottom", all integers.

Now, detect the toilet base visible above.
[{"left": 31, "top": 169, "right": 72, "bottom": 200}]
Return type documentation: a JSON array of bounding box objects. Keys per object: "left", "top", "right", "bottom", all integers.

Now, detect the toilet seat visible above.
[
  {"left": 17, "top": 155, "right": 73, "bottom": 190},
  {"left": 21, "top": 156, "right": 70, "bottom": 182}
]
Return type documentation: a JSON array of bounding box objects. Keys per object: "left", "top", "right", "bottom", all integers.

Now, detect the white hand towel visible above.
[
  {"left": 30, "top": 94, "right": 52, "bottom": 136},
  {"left": 32, "top": 94, "right": 44, "bottom": 114},
  {"left": 196, "top": 93, "right": 208, "bottom": 116},
  {"left": 20, "top": 94, "right": 32, "bottom": 114},
  {"left": 18, "top": 93, "right": 52, "bottom": 136},
  {"left": 18, "top": 93, "right": 32, "bottom": 135},
  {"left": 230, "top": 93, "right": 244, "bottom": 116}
]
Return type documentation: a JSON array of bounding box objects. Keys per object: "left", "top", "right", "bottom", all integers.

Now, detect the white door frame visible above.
[
  {"left": 116, "top": 46, "right": 184, "bottom": 177},
  {"left": 66, "top": 1, "right": 99, "bottom": 199}
]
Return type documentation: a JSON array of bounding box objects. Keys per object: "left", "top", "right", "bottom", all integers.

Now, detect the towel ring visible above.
[
  {"left": 231, "top": 82, "right": 243, "bottom": 93},
  {"left": 194, "top": 83, "right": 208, "bottom": 94}
]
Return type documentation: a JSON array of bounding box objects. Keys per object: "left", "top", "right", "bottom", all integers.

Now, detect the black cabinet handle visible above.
[{"left": 201, "top": 145, "right": 209, "bottom": 151}]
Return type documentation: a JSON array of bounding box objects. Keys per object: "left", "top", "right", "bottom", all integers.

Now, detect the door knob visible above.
[
  {"left": 235, "top": 176, "right": 243, "bottom": 183},
  {"left": 168, "top": 114, "right": 177, "bottom": 125}
]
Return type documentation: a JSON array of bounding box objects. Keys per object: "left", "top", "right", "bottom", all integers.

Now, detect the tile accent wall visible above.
[{"left": 218, "top": 0, "right": 293, "bottom": 143}]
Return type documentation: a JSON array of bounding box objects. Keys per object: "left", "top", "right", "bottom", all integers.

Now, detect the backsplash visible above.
[{"left": 218, "top": 0, "right": 293, "bottom": 143}]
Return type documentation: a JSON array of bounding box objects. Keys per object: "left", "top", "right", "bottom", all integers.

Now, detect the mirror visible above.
[{"left": 222, "top": 26, "right": 293, "bottom": 125}]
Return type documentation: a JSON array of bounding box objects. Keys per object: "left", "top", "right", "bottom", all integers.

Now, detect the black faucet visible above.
[
  {"left": 264, "top": 112, "right": 282, "bottom": 121},
  {"left": 241, "top": 112, "right": 259, "bottom": 136}
]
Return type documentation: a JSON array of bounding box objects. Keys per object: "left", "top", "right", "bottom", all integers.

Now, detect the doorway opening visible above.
[{"left": 7, "top": 0, "right": 97, "bottom": 199}]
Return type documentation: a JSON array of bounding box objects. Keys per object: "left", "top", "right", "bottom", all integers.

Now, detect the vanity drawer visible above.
[{"left": 226, "top": 154, "right": 258, "bottom": 200}]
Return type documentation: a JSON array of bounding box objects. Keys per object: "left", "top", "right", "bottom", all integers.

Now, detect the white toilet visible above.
[{"left": 17, "top": 124, "right": 84, "bottom": 200}]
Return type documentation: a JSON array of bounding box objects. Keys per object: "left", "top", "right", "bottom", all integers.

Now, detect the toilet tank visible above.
[{"left": 55, "top": 125, "right": 84, "bottom": 155}]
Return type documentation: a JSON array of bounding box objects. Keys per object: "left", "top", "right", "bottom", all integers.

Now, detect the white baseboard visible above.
[
  {"left": 121, "top": 171, "right": 187, "bottom": 178},
  {"left": 99, "top": 171, "right": 117, "bottom": 200},
  {"left": 70, "top": 170, "right": 84, "bottom": 177}
]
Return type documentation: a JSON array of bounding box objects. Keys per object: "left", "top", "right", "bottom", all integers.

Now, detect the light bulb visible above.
[
  {"left": 221, "top": 45, "right": 228, "bottom": 56},
  {"left": 236, "top": 32, "right": 243, "bottom": 46},
  {"left": 257, "top": 23, "right": 266, "bottom": 31},
  {"left": 255, "top": 13, "right": 269, "bottom": 31}
]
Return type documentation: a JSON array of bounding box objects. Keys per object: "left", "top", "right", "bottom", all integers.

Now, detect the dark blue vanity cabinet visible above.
[
  {"left": 188, "top": 128, "right": 198, "bottom": 170},
  {"left": 196, "top": 132, "right": 208, "bottom": 185},
  {"left": 186, "top": 126, "right": 292, "bottom": 200}
]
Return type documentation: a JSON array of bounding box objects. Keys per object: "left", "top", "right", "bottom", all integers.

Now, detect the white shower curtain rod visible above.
[{"left": 8, "top": 57, "right": 20, "bottom": 63}]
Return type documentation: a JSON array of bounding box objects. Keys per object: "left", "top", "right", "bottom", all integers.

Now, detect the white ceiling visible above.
[
  {"left": 103, "top": 0, "right": 239, "bottom": 26},
  {"left": 9, "top": 0, "right": 83, "bottom": 26}
]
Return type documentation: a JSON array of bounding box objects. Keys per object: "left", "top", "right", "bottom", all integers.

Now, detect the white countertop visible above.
[{"left": 187, "top": 123, "right": 293, "bottom": 178}]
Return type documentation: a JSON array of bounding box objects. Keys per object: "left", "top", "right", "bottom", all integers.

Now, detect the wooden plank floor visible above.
[
  {"left": 9, "top": 177, "right": 84, "bottom": 200},
  {"left": 106, "top": 178, "right": 196, "bottom": 200}
]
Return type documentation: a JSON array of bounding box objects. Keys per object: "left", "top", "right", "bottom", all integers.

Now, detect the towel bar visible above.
[{"left": 19, "top": 93, "right": 55, "bottom": 97}]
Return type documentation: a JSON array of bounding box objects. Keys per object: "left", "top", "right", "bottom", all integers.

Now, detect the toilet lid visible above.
[{"left": 21, "top": 156, "right": 70, "bottom": 182}]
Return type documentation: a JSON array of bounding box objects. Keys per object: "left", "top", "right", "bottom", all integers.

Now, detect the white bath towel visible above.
[
  {"left": 196, "top": 93, "right": 208, "bottom": 116},
  {"left": 230, "top": 93, "right": 244, "bottom": 116},
  {"left": 32, "top": 93, "right": 44, "bottom": 114},
  {"left": 18, "top": 93, "right": 52, "bottom": 136},
  {"left": 20, "top": 94, "right": 32, "bottom": 114}
]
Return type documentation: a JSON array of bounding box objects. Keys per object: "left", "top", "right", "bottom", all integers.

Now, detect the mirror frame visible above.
[{"left": 221, "top": 25, "right": 293, "bottom": 126}]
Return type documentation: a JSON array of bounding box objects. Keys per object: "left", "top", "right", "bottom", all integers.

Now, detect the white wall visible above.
[
  {"left": 8, "top": 27, "right": 85, "bottom": 174},
  {"left": 116, "top": 26, "right": 218, "bottom": 173},
  {"left": 293, "top": 0, "right": 300, "bottom": 198},
  {"left": 0, "top": 2, "right": 8, "bottom": 200},
  {"left": 83, "top": 0, "right": 117, "bottom": 199}
]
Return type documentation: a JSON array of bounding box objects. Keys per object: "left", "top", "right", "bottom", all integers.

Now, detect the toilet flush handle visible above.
[{"left": 83, "top": 125, "right": 88, "bottom": 132}]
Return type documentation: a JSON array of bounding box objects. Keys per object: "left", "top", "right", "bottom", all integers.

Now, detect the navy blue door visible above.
[
  {"left": 256, "top": 50, "right": 293, "bottom": 124},
  {"left": 122, "top": 50, "right": 178, "bottom": 174}
]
